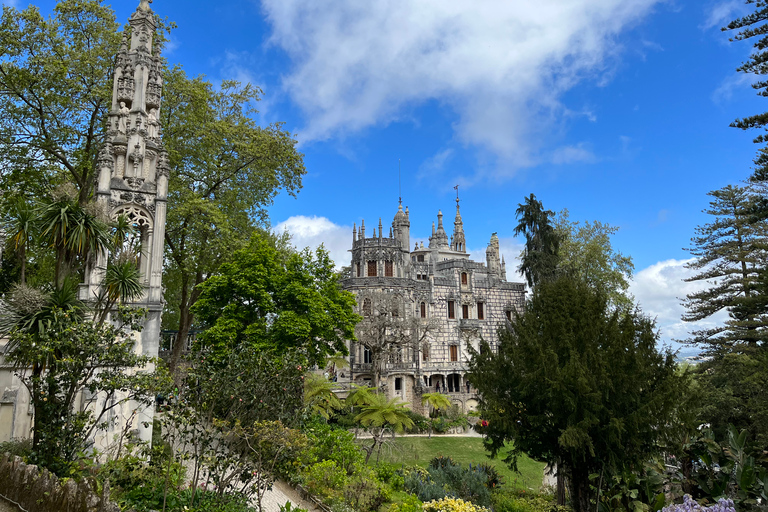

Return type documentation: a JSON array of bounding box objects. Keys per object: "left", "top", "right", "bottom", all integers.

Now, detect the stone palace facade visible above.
[{"left": 339, "top": 198, "right": 525, "bottom": 413}]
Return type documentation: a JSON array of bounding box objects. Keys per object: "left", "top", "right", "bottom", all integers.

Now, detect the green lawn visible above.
[{"left": 365, "top": 436, "right": 545, "bottom": 491}]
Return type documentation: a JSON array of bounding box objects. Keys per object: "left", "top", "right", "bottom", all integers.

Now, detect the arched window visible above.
[
  {"left": 385, "top": 260, "right": 394, "bottom": 277},
  {"left": 367, "top": 260, "right": 377, "bottom": 277},
  {"left": 356, "top": 262, "right": 361, "bottom": 277},
  {"left": 461, "top": 272, "right": 468, "bottom": 285},
  {"left": 362, "top": 298, "right": 372, "bottom": 316},
  {"left": 420, "top": 302, "right": 426, "bottom": 318}
]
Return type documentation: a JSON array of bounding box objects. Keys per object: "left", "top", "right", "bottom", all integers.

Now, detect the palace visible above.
[{"left": 339, "top": 197, "right": 526, "bottom": 413}]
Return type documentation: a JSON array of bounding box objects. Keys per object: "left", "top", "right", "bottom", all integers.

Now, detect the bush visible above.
[
  {"left": 343, "top": 466, "right": 389, "bottom": 512},
  {"left": 0, "top": 439, "right": 32, "bottom": 459},
  {"left": 388, "top": 494, "right": 423, "bottom": 512},
  {"left": 402, "top": 409, "right": 429, "bottom": 433},
  {"left": 423, "top": 497, "right": 490, "bottom": 512},
  {"left": 376, "top": 463, "right": 405, "bottom": 491},
  {"left": 491, "top": 490, "right": 570, "bottom": 512},
  {"left": 302, "top": 460, "right": 348, "bottom": 502},
  {"left": 304, "top": 422, "right": 364, "bottom": 476},
  {"left": 405, "top": 458, "right": 492, "bottom": 507}
]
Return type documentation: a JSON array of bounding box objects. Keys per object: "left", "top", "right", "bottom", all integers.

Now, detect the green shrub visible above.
[
  {"left": 402, "top": 409, "right": 429, "bottom": 433},
  {"left": 405, "top": 458, "right": 492, "bottom": 507},
  {"left": 343, "top": 466, "right": 389, "bottom": 512},
  {"left": 376, "top": 462, "right": 405, "bottom": 491},
  {"left": 302, "top": 459, "right": 348, "bottom": 502},
  {"left": 388, "top": 494, "right": 424, "bottom": 512},
  {"left": 491, "top": 489, "right": 571, "bottom": 512},
  {"left": 304, "top": 422, "right": 364, "bottom": 475},
  {"left": 0, "top": 438, "right": 32, "bottom": 459},
  {"left": 423, "top": 497, "right": 489, "bottom": 512}
]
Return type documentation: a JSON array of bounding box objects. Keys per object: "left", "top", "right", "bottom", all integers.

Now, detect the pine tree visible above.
[
  {"left": 682, "top": 184, "right": 768, "bottom": 352},
  {"left": 725, "top": 2, "right": 768, "bottom": 181},
  {"left": 514, "top": 193, "right": 561, "bottom": 287}
]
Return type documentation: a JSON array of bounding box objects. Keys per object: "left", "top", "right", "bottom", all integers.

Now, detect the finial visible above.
[
  {"left": 454, "top": 184, "right": 460, "bottom": 205},
  {"left": 138, "top": 0, "right": 152, "bottom": 11}
]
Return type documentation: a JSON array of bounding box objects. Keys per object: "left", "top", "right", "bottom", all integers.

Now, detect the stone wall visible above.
[{"left": 0, "top": 453, "right": 132, "bottom": 512}]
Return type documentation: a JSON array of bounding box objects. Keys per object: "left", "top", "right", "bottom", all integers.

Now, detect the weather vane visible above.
[{"left": 454, "top": 184, "right": 460, "bottom": 204}]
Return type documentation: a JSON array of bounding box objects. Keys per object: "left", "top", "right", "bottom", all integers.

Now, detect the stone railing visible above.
[{"left": 0, "top": 453, "right": 132, "bottom": 512}]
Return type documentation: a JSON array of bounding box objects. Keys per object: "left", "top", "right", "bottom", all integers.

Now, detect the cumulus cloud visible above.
[
  {"left": 273, "top": 215, "right": 352, "bottom": 269},
  {"left": 551, "top": 143, "right": 597, "bottom": 165},
  {"left": 260, "top": 0, "right": 662, "bottom": 169},
  {"left": 630, "top": 258, "right": 729, "bottom": 351}
]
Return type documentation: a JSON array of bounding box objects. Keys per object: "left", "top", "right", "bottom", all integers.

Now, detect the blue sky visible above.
[{"left": 7, "top": 0, "right": 764, "bottom": 352}]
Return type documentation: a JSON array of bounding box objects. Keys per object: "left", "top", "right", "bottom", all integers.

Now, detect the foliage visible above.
[
  {"left": 3, "top": 299, "right": 165, "bottom": 475},
  {"left": 302, "top": 459, "right": 348, "bottom": 502},
  {"left": 0, "top": 0, "right": 121, "bottom": 204},
  {"left": 0, "top": 438, "right": 32, "bottom": 459},
  {"left": 724, "top": 2, "right": 768, "bottom": 182},
  {"left": 660, "top": 495, "right": 735, "bottom": 512},
  {"left": 304, "top": 373, "right": 343, "bottom": 420},
  {"left": 682, "top": 184, "right": 768, "bottom": 349},
  {"left": 422, "top": 497, "right": 490, "bottom": 512},
  {"left": 353, "top": 392, "right": 415, "bottom": 463},
  {"left": 468, "top": 274, "right": 682, "bottom": 512},
  {"left": 192, "top": 233, "right": 358, "bottom": 367},
  {"left": 387, "top": 494, "right": 423, "bottom": 512},
  {"left": 342, "top": 465, "right": 390, "bottom": 512},
  {"left": 554, "top": 209, "right": 634, "bottom": 310},
  {"left": 514, "top": 193, "right": 561, "bottom": 288},
  {"left": 421, "top": 392, "right": 452, "bottom": 438},
  {"left": 491, "top": 490, "right": 571, "bottom": 512},
  {"left": 679, "top": 425, "right": 768, "bottom": 509},
  {"left": 160, "top": 65, "right": 306, "bottom": 374},
  {"left": 594, "top": 462, "right": 666, "bottom": 512},
  {"left": 402, "top": 457, "right": 498, "bottom": 507},
  {"left": 232, "top": 419, "right": 309, "bottom": 512},
  {"left": 303, "top": 421, "right": 364, "bottom": 476}
]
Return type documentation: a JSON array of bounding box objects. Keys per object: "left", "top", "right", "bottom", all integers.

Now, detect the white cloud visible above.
[
  {"left": 2, "top": 0, "right": 19, "bottom": 7},
  {"left": 700, "top": 0, "right": 743, "bottom": 31},
  {"left": 273, "top": 215, "right": 352, "bottom": 269},
  {"left": 712, "top": 73, "right": 755, "bottom": 104},
  {"left": 260, "top": 0, "right": 662, "bottom": 170},
  {"left": 551, "top": 143, "right": 597, "bottom": 165},
  {"left": 630, "top": 258, "right": 729, "bottom": 351}
]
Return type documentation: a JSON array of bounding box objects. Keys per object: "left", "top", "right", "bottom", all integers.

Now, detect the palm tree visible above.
[
  {"left": 38, "top": 192, "right": 112, "bottom": 286},
  {"left": 304, "top": 373, "right": 342, "bottom": 420},
  {"left": 354, "top": 393, "right": 414, "bottom": 463},
  {"left": 421, "top": 392, "right": 452, "bottom": 438},
  {"left": 4, "top": 197, "right": 37, "bottom": 285}
]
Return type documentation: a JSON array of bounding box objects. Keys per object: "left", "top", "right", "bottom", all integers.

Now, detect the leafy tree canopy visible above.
[
  {"left": 192, "top": 232, "right": 359, "bottom": 367},
  {"left": 555, "top": 209, "right": 634, "bottom": 310},
  {"left": 468, "top": 274, "right": 681, "bottom": 512}
]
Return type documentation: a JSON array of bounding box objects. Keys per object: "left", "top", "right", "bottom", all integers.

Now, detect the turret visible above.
[
  {"left": 486, "top": 232, "right": 502, "bottom": 277},
  {"left": 392, "top": 202, "right": 410, "bottom": 250},
  {"left": 429, "top": 210, "right": 449, "bottom": 249},
  {"left": 451, "top": 196, "right": 466, "bottom": 253}
]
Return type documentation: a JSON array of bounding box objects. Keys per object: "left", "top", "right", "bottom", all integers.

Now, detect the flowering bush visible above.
[
  {"left": 660, "top": 495, "right": 736, "bottom": 512},
  {"left": 422, "top": 497, "right": 490, "bottom": 512}
]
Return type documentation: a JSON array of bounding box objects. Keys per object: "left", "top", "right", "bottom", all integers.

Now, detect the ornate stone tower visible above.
[{"left": 80, "top": 0, "right": 168, "bottom": 445}]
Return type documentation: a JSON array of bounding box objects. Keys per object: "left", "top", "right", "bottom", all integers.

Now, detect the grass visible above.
[{"left": 364, "top": 436, "right": 545, "bottom": 491}]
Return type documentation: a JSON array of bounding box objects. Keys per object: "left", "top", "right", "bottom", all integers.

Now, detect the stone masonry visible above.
[{"left": 339, "top": 197, "right": 525, "bottom": 413}]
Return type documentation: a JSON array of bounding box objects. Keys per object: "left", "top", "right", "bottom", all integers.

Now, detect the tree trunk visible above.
[{"left": 569, "top": 466, "right": 592, "bottom": 512}]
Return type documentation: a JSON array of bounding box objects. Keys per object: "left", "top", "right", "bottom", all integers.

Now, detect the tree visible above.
[
  {"left": 1, "top": 289, "right": 162, "bottom": 474},
  {"left": 467, "top": 274, "right": 680, "bottom": 512},
  {"left": 0, "top": 0, "right": 121, "bottom": 205},
  {"left": 2, "top": 197, "right": 36, "bottom": 285},
  {"left": 420, "top": 392, "right": 452, "bottom": 438},
  {"left": 352, "top": 392, "right": 414, "bottom": 463},
  {"left": 304, "top": 373, "right": 343, "bottom": 420},
  {"left": 555, "top": 209, "right": 634, "bottom": 310},
  {"left": 159, "top": 67, "right": 306, "bottom": 374},
  {"left": 682, "top": 184, "right": 768, "bottom": 351},
  {"left": 724, "top": 3, "right": 768, "bottom": 182},
  {"left": 514, "top": 193, "right": 561, "bottom": 287},
  {"left": 191, "top": 233, "right": 358, "bottom": 367},
  {"left": 353, "top": 289, "right": 441, "bottom": 389}
]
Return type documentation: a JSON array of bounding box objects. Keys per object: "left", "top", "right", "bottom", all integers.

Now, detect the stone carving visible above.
[
  {"left": 147, "top": 108, "right": 159, "bottom": 138},
  {"left": 118, "top": 102, "right": 130, "bottom": 134}
]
